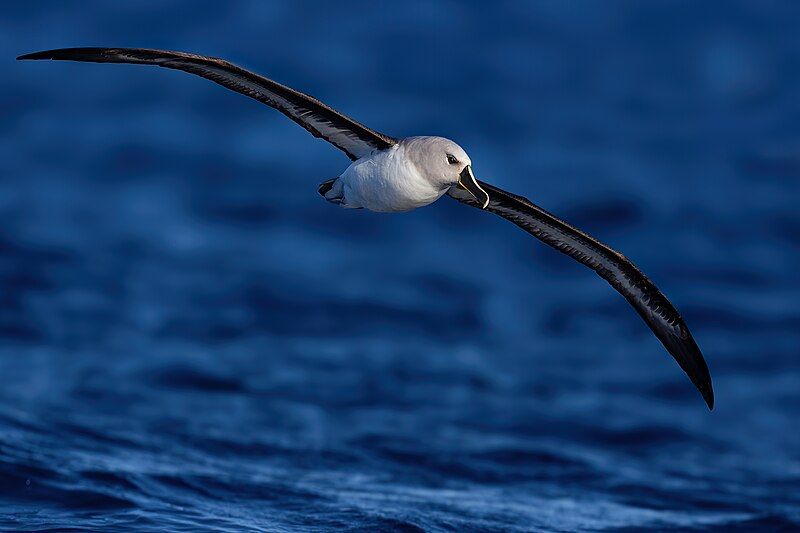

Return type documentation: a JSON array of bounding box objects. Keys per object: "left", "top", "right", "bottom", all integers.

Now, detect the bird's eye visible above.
[{"left": 446, "top": 154, "right": 459, "bottom": 165}]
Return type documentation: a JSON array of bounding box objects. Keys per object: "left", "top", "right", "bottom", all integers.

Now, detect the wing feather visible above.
[
  {"left": 17, "top": 47, "right": 397, "bottom": 160},
  {"left": 449, "top": 182, "right": 714, "bottom": 409}
]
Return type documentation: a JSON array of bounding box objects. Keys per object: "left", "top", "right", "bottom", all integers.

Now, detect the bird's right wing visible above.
[
  {"left": 448, "top": 181, "right": 714, "bottom": 409},
  {"left": 18, "top": 47, "right": 398, "bottom": 161}
]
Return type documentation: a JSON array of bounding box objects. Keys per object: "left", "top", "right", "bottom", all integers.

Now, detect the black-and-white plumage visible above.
[{"left": 18, "top": 47, "right": 714, "bottom": 409}]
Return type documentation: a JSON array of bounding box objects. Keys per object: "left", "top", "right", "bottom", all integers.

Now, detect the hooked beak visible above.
[{"left": 458, "top": 165, "right": 490, "bottom": 209}]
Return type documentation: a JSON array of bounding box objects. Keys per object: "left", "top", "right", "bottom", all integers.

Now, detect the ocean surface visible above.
[{"left": 1, "top": 2, "right": 799, "bottom": 531}]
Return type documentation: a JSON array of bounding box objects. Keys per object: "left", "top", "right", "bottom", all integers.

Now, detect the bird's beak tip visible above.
[{"left": 459, "top": 165, "right": 490, "bottom": 209}]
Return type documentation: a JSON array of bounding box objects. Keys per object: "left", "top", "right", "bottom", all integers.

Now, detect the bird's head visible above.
[{"left": 404, "top": 136, "right": 489, "bottom": 209}]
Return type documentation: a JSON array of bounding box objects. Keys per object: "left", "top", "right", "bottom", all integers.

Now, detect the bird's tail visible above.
[
  {"left": 318, "top": 177, "right": 338, "bottom": 198},
  {"left": 318, "top": 177, "right": 361, "bottom": 208}
]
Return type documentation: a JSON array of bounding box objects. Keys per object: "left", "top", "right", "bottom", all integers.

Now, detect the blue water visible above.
[{"left": 2, "top": 2, "right": 799, "bottom": 531}]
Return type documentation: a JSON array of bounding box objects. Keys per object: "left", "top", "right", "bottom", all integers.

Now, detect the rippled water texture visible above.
[{"left": 1, "top": 2, "right": 799, "bottom": 531}]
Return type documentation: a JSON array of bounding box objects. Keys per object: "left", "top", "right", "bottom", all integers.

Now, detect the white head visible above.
[{"left": 402, "top": 136, "right": 489, "bottom": 208}]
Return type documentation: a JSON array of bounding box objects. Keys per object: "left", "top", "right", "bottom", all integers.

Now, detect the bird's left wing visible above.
[
  {"left": 448, "top": 181, "right": 714, "bottom": 409},
  {"left": 17, "top": 47, "right": 397, "bottom": 161}
]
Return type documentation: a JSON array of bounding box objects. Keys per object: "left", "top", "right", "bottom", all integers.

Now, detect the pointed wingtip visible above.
[
  {"left": 703, "top": 385, "right": 715, "bottom": 411},
  {"left": 661, "top": 324, "right": 715, "bottom": 411},
  {"left": 693, "top": 356, "right": 714, "bottom": 411},
  {"left": 691, "top": 364, "right": 714, "bottom": 410},
  {"left": 17, "top": 48, "right": 99, "bottom": 61},
  {"left": 689, "top": 359, "right": 714, "bottom": 410},
  {"left": 17, "top": 50, "right": 53, "bottom": 61}
]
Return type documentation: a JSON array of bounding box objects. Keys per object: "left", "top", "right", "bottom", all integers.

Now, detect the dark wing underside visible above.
[
  {"left": 17, "top": 47, "right": 397, "bottom": 161},
  {"left": 448, "top": 182, "right": 714, "bottom": 409}
]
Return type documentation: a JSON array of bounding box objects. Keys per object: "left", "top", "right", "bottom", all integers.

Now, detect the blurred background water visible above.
[{"left": 1, "top": 1, "right": 799, "bottom": 531}]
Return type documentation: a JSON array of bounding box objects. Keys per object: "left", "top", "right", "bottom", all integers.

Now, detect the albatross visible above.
[{"left": 17, "top": 47, "right": 714, "bottom": 409}]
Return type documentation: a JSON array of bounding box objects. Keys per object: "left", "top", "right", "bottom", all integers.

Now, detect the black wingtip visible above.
[
  {"left": 18, "top": 48, "right": 85, "bottom": 61},
  {"left": 675, "top": 338, "right": 714, "bottom": 410},
  {"left": 17, "top": 48, "right": 110, "bottom": 61},
  {"left": 696, "top": 383, "right": 714, "bottom": 410},
  {"left": 702, "top": 381, "right": 714, "bottom": 410},
  {"left": 17, "top": 51, "right": 44, "bottom": 60},
  {"left": 689, "top": 347, "right": 714, "bottom": 410},
  {"left": 682, "top": 343, "right": 714, "bottom": 410}
]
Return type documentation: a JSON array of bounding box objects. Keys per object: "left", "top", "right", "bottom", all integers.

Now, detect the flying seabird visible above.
[{"left": 17, "top": 47, "right": 714, "bottom": 409}]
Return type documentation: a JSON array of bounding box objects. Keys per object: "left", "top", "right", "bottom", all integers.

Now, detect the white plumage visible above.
[{"left": 323, "top": 136, "right": 473, "bottom": 212}]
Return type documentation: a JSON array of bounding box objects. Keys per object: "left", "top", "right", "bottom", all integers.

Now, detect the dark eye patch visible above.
[{"left": 446, "top": 154, "right": 459, "bottom": 165}]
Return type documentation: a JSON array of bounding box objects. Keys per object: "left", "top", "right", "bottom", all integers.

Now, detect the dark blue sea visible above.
[{"left": 2, "top": 2, "right": 799, "bottom": 531}]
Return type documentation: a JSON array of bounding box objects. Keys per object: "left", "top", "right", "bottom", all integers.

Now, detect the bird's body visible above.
[
  {"left": 325, "top": 136, "right": 471, "bottom": 212},
  {"left": 18, "top": 47, "right": 715, "bottom": 409}
]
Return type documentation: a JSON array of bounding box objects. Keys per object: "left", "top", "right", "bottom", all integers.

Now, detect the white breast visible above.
[{"left": 338, "top": 145, "right": 446, "bottom": 212}]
